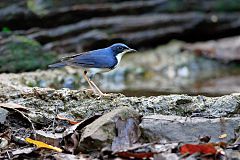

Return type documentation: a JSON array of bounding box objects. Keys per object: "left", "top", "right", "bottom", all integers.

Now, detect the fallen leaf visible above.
[
  {"left": 62, "top": 114, "right": 101, "bottom": 153},
  {"left": 11, "top": 147, "right": 35, "bottom": 156},
  {"left": 0, "top": 103, "right": 28, "bottom": 111},
  {"left": 213, "top": 142, "right": 227, "bottom": 149},
  {"left": 112, "top": 143, "right": 159, "bottom": 159},
  {"left": 179, "top": 143, "right": 217, "bottom": 155},
  {"left": 0, "top": 129, "right": 11, "bottom": 141},
  {"left": 219, "top": 133, "right": 227, "bottom": 139},
  {"left": 56, "top": 115, "right": 79, "bottom": 125},
  {"left": 0, "top": 138, "right": 8, "bottom": 149},
  {"left": 63, "top": 114, "right": 101, "bottom": 137},
  {"left": 25, "top": 138, "right": 62, "bottom": 152},
  {"left": 4, "top": 106, "right": 36, "bottom": 139},
  {"left": 111, "top": 117, "right": 141, "bottom": 151}
]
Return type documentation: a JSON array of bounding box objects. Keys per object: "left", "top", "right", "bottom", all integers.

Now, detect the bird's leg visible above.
[
  {"left": 89, "top": 80, "right": 111, "bottom": 97},
  {"left": 89, "top": 80, "right": 104, "bottom": 95},
  {"left": 82, "top": 70, "right": 96, "bottom": 93},
  {"left": 83, "top": 70, "right": 111, "bottom": 97}
]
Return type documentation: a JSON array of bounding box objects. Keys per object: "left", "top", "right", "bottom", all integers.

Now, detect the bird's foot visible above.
[
  {"left": 101, "top": 93, "right": 112, "bottom": 97},
  {"left": 84, "top": 88, "right": 94, "bottom": 91},
  {"left": 83, "top": 88, "right": 111, "bottom": 98},
  {"left": 97, "top": 93, "right": 113, "bottom": 99}
]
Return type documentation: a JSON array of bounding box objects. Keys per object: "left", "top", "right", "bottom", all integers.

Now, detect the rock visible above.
[
  {"left": 2, "top": 0, "right": 240, "bottom": 30},
  {"left": 183, "top": 36, "right": 240, "bottom": 62},
  {"left": 204, "top": 95, "right": 240, "bottom": 117},
  {"left": 225, "top": 149, "right": 240, "bottom": 160},
  {"left": 0, "top": 35, "right": 56, "bottom": 73},
  {"left": 0, "top": 107, "right": 8, "bottom": 124},
  {"left": 0, "top": 0, "right": 166, "bottom": 30},
  {"left": 24, "top": 12, "right": 240, "bottom": 52},
  {"left": 78, "top": 106, "right": 141, "bottom": 152},
  {"left": 27, "top": 12, "right": 203, "bottom": 44},
  {"left": 1, "top": 1, "right": 240, "bottom": 52},
  {"left": 53, "top": 153, "right": 91, "bottom": 160},
  {"left": 0, "top": 70, "right": 240, "bottom": 121},
  {"left": 0, "top": 70, "right": 239, "bottom": 122},
  {"left": 0, "top": 3, "right": 36, "bottom": 30},
  {"left": 35, "top": 130, "right": 63, "bottom": 147},
  {"left": 154, "top": 153, "right": 179, "bottom": 160},
  {"left": 42, "top": 30, "right": 109, "bottom": 53},
  {"left": 140, "top": 115, "right": 240, "bottom": 143}
]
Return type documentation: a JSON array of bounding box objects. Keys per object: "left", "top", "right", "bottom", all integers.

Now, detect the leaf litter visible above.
[{"left": 0, "top": 102, "right": 239, "bottom": 159}]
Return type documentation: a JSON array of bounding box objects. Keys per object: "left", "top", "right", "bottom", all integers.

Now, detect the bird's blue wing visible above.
[{"left": 63, "top": 49, "right": 117, "bottom": 69}]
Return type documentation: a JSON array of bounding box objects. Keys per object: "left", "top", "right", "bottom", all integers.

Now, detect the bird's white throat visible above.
[{"left": 116, "top": 50, "right": 128, "bottom": 63}]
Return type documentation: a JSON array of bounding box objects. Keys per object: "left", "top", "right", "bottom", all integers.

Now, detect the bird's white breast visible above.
[{"left": 90, "top": 68, "right": 111, "bottom": 75}]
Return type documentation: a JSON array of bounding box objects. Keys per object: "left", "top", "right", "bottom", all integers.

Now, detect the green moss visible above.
[
  {"left": 0, "top": 36, "right": 56, "bottom": 73},
  {"left": 2, "top": 27, "right": 11, "bottom": 33},
  {"left": 27, "top": 0, "right": 50, "bottom": 16},
  {"left": 15, "top": 36, "right": 40, "bottom": 46}
]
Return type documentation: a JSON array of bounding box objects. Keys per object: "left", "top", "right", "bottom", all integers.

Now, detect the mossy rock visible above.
[{"left": 0, "top": 35, "right": 56, "bottom": 73}]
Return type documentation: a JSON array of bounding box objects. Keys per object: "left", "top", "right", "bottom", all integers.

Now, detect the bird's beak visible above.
[{"left": 126, "top": 48, "right": 137, "bottom": 53}]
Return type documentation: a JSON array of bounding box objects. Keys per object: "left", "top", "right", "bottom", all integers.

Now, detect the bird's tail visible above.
[{"left": 48, "top": 62, "right": 66, "bottom": 68}]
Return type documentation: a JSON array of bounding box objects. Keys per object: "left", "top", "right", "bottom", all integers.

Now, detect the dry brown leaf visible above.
[
  {"left": 56, "top": 115, "right": 79, "bottom": 125},
  {"left": 180, "top": 143, "right": 217, "bottom": 155},
  {"left": 219, "top": 133, "right": 227, "bottom": 139},
  {"left": 0, "top": 103, "right": 28, "bottom": 111}
]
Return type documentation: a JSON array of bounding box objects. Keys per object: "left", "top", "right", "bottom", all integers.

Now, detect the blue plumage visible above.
[{"left": 69, "top": 48, "right": 117, "bottom": 69}]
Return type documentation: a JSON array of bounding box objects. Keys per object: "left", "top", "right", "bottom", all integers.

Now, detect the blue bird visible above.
[{"left": 49, "top": 43, "right": 136, "bottom": 96}]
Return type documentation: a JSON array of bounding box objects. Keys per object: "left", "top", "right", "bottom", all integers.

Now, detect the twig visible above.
[
  {"left": 233, "top": 136, "right": 240, "bottom": 145},
  {"left": 12, "top": 108, "right": 36, "bottom": 139},
  {"left": 6, "top": 151, "right": 11, "bottom": 160},
  {"left": 52, "top": 105, "right": 59, "bottom": 133}
]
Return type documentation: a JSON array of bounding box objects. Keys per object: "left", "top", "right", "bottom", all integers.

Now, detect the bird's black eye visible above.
[{"left": 117, "top": 46, "right": 124, "bottom": 50}]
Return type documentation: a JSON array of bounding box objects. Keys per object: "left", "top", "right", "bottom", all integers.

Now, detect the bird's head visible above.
[{"left": 109, "top": 43, "right": 136, "bottom": 56}]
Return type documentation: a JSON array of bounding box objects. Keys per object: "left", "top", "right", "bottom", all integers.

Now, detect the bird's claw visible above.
[
  {"left": 101, "top": 93, "right": 112, "bottom": 97},
  {"left": 97, "top": 93, "right": 113, "bottom": 99}
]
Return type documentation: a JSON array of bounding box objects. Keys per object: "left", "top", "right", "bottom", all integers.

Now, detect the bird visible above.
[{"left": 49, "top": 43, "right": 136, "bottom": 97}]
